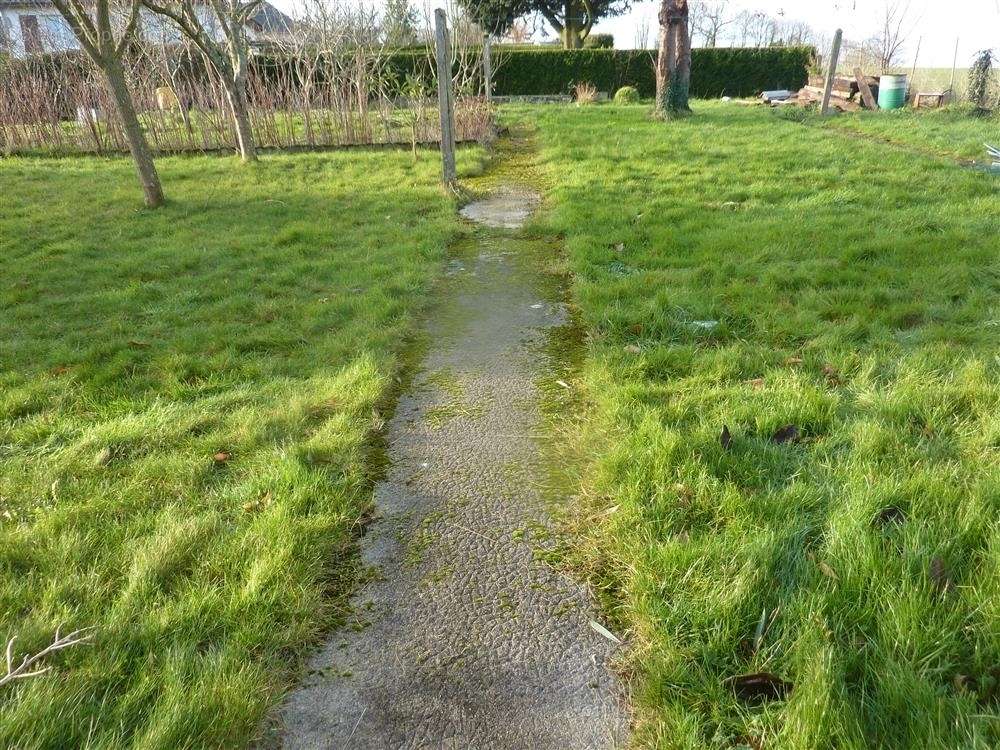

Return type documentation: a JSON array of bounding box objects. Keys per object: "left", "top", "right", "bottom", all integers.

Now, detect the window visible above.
[{"left": 39, "top": 14, "right": 78, "bottom": 51}]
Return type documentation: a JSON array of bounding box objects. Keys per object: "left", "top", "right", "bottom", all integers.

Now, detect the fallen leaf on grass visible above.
[
  {"left": 725, "top": 672, "right": 793, "bottom": 702},
  {"left": 623, "top": 344, "right": 642, "bottom": 354},
  {"left": 589, "top": 620, "right": 622, "bottom": 644},
  {"left": 243, "top": 492, "right": 271, "bottom": 513},
  {"left": 771, "top": 424, "right": 801, "bottom": 444},
  {"left": 720, "top": 425, "right": 733, "bottom": 451},
  {"left": 817, "top": 561, "right": 839, "bottom": 581},
  {"left": 747, "top": 377, "right": 765, "bottom": 389},
  {"left": 213, "top": 451, "right": 231, "bottom": 464},
  {"left": 128, "top": 339, "right": 150, "bottom": 348}
]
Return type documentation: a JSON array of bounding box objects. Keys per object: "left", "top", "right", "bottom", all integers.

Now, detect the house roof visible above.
[{"left": 249, "top": 2, "right": 293, "bottom": 35}]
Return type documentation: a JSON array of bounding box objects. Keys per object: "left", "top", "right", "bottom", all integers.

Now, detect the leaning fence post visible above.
[
  {"left": 434, "top": 8, "right": 457, "bottom": 185},
  {"left": 482, "top": 33, "right": 493, "bottom": 103},
  {"left": 821, "top": 28, "right": 843, "bottom": 116}
]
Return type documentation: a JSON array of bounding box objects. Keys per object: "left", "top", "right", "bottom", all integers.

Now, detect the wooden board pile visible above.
[{"left": 767, "top": 73, "right": 881, "bottom": 112}]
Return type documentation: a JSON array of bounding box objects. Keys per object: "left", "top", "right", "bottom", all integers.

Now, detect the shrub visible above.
[
  {"left": 613, "top": 85, "right": 639, "bottom": 103},
  {"left": 584, "top": 34, "right": 614, "bottom": 49},
  {"left": 574, "top": 81, "right": 599, "bottom": 105},
  {"left": 967, "top": 49, "right": 998, "bottom": 112}
]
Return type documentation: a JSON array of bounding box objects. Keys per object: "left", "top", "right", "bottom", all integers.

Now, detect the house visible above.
[{"left": 0, "top": 0, "right": 294, "bottom": 58}]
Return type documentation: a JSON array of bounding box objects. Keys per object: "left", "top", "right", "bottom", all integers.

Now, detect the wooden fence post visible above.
[
  {"left": 821, "top": 28, "right": 843, "bottom": 116},
  {"left": 434, "top": 8, "right": 457, "bottom": 185},
  {"left": 483, "top": 33, "right": 493, "bottom": 103}
]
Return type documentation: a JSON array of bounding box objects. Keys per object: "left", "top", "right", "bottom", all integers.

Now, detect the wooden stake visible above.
[
  {"left": 482, "top": 33, "right": 493, "bottom": 104},
  {"left": 434, "top": 8, "right": 456, "bottom": 185},
  {"left": 908, "top": 35, "right": 922, "bottom": 98},
  {"left": 948, "top": 37, "right": 960, "bottom": 101},
  {"left": 821, "top": 29, "right": 843, "bottom": 116},
  {"left": 854, "top": 67, "right": 877, "bottom": 109}
]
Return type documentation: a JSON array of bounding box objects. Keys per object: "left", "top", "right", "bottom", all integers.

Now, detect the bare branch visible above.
[{"left": 0, "top": 627, "right": 96, "bottom": 689}]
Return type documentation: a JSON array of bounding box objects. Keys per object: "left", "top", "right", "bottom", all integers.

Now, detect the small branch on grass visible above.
[{"left": 0, "top": 626, "right": 95, "bottom": 688}]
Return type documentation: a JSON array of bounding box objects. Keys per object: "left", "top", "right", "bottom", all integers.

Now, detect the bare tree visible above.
[
  {"left": 634, "top": 9, "right": 652, "bottom": 49},
  {"left": 49, "top": 0, "right": 165, "bottom": 206},
  {"left": 655, "top": 0, "right": 691, "bottom": 118},
  {"left": 142, "top": 0, "right": 262, "bottom": 161},
  {"left": 735, "top": 9, "right": 777, "bottom": 47},
  {"left": 690, "top": 0, "right": 732, "bottom": 48},
  {"left": 867, "top": 0, "right": 914, "bottom": 72}
]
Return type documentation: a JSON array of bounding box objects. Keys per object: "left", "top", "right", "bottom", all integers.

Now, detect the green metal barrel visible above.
[{"left": 878, "top": 74, "right": 908, "bottom": 110}]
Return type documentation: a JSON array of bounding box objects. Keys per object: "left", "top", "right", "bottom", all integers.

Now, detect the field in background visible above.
[
  {"left": 0, "top": 146, "right": 481, "bottom": 747},
  {"left": 527, "top": 101, "right": 999, "bottom": 749}
]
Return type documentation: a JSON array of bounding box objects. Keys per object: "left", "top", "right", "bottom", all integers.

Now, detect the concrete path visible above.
[{"left": 276, "top": 185, "right": 628, "bottom": 749}]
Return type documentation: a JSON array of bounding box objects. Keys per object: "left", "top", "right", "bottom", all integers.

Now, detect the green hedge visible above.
[
  {"left": 5, "top": 46, "right": 814, "bottom": 104},
  {"left": 487, "top": 47, "right": 815, "bottom": 98}
]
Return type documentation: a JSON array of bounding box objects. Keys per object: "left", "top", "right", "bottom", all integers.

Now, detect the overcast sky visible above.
[
  {"left": 271, "top": 0, "right": 999, "bottom": 68},
  {"left": 606, "top": 1, "right": 1000, "bottom": 67}
]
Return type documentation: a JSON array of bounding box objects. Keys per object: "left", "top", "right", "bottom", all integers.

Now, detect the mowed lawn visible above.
[
  {"left": 818, "top": 106, "right": 1000, "bottom": 163},
  {"left": 0, "top": 148, "right": 476, "bottom": 747},
  {"left": 529, "top": 102, "right": 1000, "bottom": 748}
]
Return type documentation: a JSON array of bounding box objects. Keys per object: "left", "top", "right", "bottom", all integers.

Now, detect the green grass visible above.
[
  {"left": 524, "top": 101, "right": 1000, "bottom": 748},
  {"left": 0, "top": 145, "right": 481, "bottom": 747},
  {"left": 817, "top": 105, "right": 1000, "bottom": 162}
]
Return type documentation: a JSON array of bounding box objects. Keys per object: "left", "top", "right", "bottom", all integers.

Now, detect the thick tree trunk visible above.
[
  {"left": 655, "top": 0, "right": 692, "bottom": 118},
  {"left": 103, "top": 55, "right": 164, "bottom": 207},
  {"left": 561, "top": 0, "right": 594, "bottom": 48}
]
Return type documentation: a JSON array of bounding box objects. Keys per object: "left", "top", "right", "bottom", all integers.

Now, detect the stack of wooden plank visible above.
[{"left": 792, "top": 73, "right": 880, "bottom": 111}]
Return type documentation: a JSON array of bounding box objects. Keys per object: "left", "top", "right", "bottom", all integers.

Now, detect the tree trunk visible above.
[
  {"left": 655, "top": 0, "right": 692, "bottom": 118},
  {"left": 103, "top": 55, "right": 164, "bottom": 207},
  {"left": 562, "top": 2, "right": 582, "bottom": 48},
  {"left": 223, "top": 70, "right": 257, "bottom": 162}
]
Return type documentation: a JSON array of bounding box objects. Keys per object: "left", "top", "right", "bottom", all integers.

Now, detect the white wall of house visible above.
[{"left": 1, "top": 7, "right": 79, "bottom": 57}]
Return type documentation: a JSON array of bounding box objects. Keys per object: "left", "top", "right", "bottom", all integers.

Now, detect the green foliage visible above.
[
  {"left": 382, "top": 0, "right": 420, "bottom": 46},
  {"left": 613, "top": 85, "right": 639, "bottom": 103},
  {"left": 584, "top": 33, "right": 615, "bottom": 49},
  {"left": 0, "top": 147, "right": 482, "bottom": 746},
  {"left": 457, "top": 0, "right": 631, "bottom": 47},
  {"left": 526, "top": 101, "right": 1000, "bottom": 748}
]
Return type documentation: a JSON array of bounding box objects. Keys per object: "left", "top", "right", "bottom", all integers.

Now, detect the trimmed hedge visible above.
[
  {"left": 488, "top": 47, "right": 815, "bottom": 98},
  {"left": 4, "top": 45, "right": 814, "bottom": 103}
]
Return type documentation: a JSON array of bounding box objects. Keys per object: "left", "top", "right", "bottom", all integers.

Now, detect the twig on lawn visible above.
[{"left": 1, "top": 625, "right": 96, "bottom": 688}]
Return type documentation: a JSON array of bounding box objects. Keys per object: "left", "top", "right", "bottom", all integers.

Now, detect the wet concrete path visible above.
[{"left": 276, "top": 181, "right": 628, "bottom": 748}]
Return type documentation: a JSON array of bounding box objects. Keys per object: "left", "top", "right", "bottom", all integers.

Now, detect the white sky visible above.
[
  {"left": 604, "top": 1, "right": 1000, "bottom": 66},
  {"left": 270, "top": 1, "right": 999, "bottom": 67}
]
